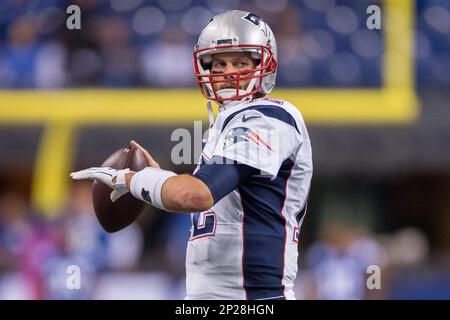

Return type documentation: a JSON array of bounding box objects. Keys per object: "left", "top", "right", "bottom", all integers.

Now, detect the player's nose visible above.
[{"left": 224, "top": 63, "right": 237, "bottom": 78}]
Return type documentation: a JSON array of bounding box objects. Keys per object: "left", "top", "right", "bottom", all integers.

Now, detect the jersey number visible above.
[{"left": 190, "top": 210, "right": 216, "bottom": 240}]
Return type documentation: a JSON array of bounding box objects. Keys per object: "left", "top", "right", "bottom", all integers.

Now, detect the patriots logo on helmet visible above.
[
  {"left": 223, "top": 127, "right": 272, "bottom": 151},
  {"left": 243, "top": 13, "right": 262, "bottom": 26},
  {"left": 243, "top": 13, "right": 268, "bottom": 37}
]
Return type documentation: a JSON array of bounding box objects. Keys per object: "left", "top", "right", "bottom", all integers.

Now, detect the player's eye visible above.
[
  {"left": 234, "top": 61, "right": 248, "bottom": 68},
  {"left": 212, "top": 61, "right": 226, "bottom": 69}
]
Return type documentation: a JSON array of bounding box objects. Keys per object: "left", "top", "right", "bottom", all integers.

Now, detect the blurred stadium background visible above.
[{"left": 0, "top": 0, "right": 449, "bottom": 299}]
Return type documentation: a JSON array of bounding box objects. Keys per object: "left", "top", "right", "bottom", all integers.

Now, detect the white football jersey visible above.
[{"left": 186, "top": 97, "right": 313, "bottom": 300}]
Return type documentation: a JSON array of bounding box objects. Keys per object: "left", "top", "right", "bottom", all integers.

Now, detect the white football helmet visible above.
[{"left": 193, "top": 10, "right": 278, "bottom": 103}]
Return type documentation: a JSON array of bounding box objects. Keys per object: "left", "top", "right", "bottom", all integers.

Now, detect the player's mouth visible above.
[
  {"left": 219, "top": 82, "right": 245, "bottom": 90},
  {"left": 219, "top": 85, "right": 237, "bottom": 90}
]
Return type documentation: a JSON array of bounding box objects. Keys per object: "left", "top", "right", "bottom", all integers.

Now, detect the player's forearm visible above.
[
  {"left": 126, "top": 171, "right": 214, "bottom": 212},
  {"left": 161, "top": 175, "right": 214, "bottom": 212}
]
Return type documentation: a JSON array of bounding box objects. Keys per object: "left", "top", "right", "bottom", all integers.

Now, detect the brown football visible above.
[{"left": 92, "top": 144, "right": 148, "bottom": 233}]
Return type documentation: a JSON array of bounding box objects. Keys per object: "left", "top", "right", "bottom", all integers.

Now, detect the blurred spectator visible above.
[
  {"left": 57, "top": 181, "right": 109, "bottom": 270},
  {"left": 381, "top": 227, "right": 429, "bottom": 267},
  {"left": 0, "top": 193, "right": 33, "bottom": 270},
  {"left": 34, "top": 41, "right": 68, "bottom": 88},
  {"left": 303, "top": 219, "right": 386, "bottom": 300},
  {"left": 45, "top": 181, "right": 144, "bottom": 299},
  {"left": 104, "top": 223, "right": 144, "bottom": 271},
  {"left": 39, "top": 181, "right": 137, "bottom": 299},
  {"left": 0, "top": 15, "right": 41, "bottom": 87},
  {"left": 93, "top": 15, "right": 139, "bottom": 87},
  {"left": 377, "top": 228, "right": 448, "bottom": 300},
  {"left": 140, "top": 25, "right": 194, "bottom": 87},
  {"left": 0, "top": 192, "right": 54, "bottom": 299}
]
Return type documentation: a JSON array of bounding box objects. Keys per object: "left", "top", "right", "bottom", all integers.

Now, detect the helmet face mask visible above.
[
  {"left": 193, "top": 44, "right": 276, "bottom": 102},
  {"left": 193, "top": 10, "right": 278, "bottom": 103}
]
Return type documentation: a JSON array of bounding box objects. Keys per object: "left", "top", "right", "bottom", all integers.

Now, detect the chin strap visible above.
[
  {"left": 202, "top": 101, "right": 215, "bottom": 144},
  {"left": 206, "top": 101, "right": 215, "bottom": 129},
  {"left": 201, "top": 95, "right": 252, "bottom": 144}
]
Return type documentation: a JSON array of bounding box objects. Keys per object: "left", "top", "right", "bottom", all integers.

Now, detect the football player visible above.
[{"left": 71, "top": 10, "right": 313, "bottom": 300}]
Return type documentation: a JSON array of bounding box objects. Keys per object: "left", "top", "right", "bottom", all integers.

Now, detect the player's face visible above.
[{"left": 211, "top": 52, "right": 256, "bottom": 92}]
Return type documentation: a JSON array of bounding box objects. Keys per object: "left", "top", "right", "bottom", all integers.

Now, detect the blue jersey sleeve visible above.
[{"left": 193, "top": 156, "right": 258, "bottom": 203}]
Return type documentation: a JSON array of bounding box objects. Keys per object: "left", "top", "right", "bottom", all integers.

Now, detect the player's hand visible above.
[
  {"left": 70, "top": 167, "right": 130, "bottom": 202},
  {"left": 130, "top": 140, "right": 160, "bottom": 168}
]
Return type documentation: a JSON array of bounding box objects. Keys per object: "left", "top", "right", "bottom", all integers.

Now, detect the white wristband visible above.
[{"left": 130, "top": 167, "right": 176, "bottom": 211}]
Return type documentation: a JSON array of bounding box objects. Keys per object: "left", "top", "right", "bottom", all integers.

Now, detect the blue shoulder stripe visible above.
[{"left": 221, "top": 105, "right": 300, "bottom": 134}]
